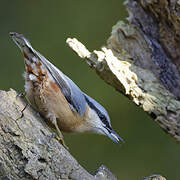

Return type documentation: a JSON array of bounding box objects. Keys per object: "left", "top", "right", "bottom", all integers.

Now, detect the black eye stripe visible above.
[
  {"left": 102, "top": 119, "right": 112, "bottom": 130},
  {"left": 93, "top": 107, "right": 111, "bottom": 129},
  {"left": 85, "top": 95, "right": 112, "bottom": 129}
]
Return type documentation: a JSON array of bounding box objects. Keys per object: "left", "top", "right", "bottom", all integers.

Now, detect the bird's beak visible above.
[{"left": 106, "top": 129, "right": 124, "bottom": 144}]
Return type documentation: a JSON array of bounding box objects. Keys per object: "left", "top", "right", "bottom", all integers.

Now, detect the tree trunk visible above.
[
  {"left": 0, "top": 89, "right": 116, "bottom": 180},
  {"left": 66, "top": 0, "right": 180, "bottom": 179},
  {"left": 67, "top": 0, "right": 180, "bottom": 147}
]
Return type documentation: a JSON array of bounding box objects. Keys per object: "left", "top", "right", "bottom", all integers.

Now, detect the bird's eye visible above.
[
  {"left": 98, "top": 113, "right": 106, "bottom": 121},
  {"left": 99, "top": 114, "right": 108, "bottom": 125},
  {"left": 98, "top": 113, "right": 112, "bottom": 130}
]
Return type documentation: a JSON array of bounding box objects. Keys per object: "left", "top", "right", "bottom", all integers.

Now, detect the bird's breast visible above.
[{"left": 24, "top": 71, "right": 87, "bottom": 133}]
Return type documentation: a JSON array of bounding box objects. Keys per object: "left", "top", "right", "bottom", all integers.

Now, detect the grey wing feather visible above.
[{"left": 33, "top": 49, "right": 87, "bottom": 117}]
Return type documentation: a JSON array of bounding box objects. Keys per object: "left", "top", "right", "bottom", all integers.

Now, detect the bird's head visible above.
[{"left": 84, "top": 94, "right": 124, "bottom": 144}]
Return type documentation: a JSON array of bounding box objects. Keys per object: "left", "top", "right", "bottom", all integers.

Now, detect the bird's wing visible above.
[
  {"left": 10, "top": 32, "right": 87, "bottom": 117},
  {"left": 33, "top": 49, "right": 87, "bottom": 117}
]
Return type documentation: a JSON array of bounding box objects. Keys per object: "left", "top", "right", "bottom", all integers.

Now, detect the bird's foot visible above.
[
  {"left": 50, "top": 132, "right": 69, "bottom": 150},
  {"left": 56, "top": 135, "right": 69, "bottom": 150}
]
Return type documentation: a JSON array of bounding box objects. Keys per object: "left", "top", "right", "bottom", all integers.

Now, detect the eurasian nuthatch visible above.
[{"left": 10, "top": 32, "right": 123, "bottom": 147}]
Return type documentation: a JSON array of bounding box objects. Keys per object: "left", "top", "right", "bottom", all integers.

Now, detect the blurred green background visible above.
[{"left": 0, "top": 1, "right": 179, "bottom": 179}]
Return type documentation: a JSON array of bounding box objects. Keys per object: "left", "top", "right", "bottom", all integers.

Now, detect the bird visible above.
[{"left": 10, "top": 32, "right": 124, "bottom": 148}]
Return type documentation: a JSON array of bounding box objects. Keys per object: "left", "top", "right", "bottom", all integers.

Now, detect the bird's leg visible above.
[{"left": 50, "top": 115, "right": 69, "bottom": 150}]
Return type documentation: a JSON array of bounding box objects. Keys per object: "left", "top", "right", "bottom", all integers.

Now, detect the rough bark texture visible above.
[
  {"left": 0, "top": 89, "right": 116, "bottom": 180},
  {"left": 66, "top": 0, "right": 180, "bottom": 179},
  {"left": 67, "top": 0, "right": 180, "bottom": 146}
]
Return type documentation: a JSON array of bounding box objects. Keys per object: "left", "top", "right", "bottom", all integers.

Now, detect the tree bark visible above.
[
  {"left": 67, "top": 0, "right": 180, "bottom": 146},
  {"left": 0, "top": 89, "right": 116, "bottom": 180},
  {"left": 66, "top": 0, "right": 180, "bottom": 179}
]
